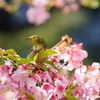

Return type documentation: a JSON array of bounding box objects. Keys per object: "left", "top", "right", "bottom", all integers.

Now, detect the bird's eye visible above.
[{"left": 33, "top": 36, "right": 38, "bottom": 40}]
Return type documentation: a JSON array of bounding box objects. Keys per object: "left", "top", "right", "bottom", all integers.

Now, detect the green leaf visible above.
[
  {"left": 39, "top": 49, "right": 58, "bottom": 59},
  {"left": 7, "top": 55, "right": 21, "bottom": 62},
  {"left": 0, "top": 49, "right": 4, "bottom": 56},
  {"left": 27, "top": 49, "right": 58, "bottom": 64},
  {"left": 44, "top": 60, "right": 56, "bottom": 68},
  {"left": 63, "top": 94, "right": 78, "bottom": 100},
  {"left": 0, "top": 57, "right": 5, "bottom": 65},
  {"left": 40, "top": 66, "right": 50, "bottom": 71},
  {"left": 27, "top": 53, "right": 39, "bottom": 63},
  {"left": 45, "top": 60, "right": 60, "bottom": 70},
  {"left": 4, "top": 49, "right": 16, "bottom": 55},
  {"left": 33, "top": 53, "right": 39, "bottom": 62},
  {"left": 45, "top": 60, "right": 64, "bottom": 74},
  {"left": 19, "top": 88, "right": 36, "bottom": 100},
  {"left": 70, "top": 96, "right": 78, "bottom": 100},
  {"left": 0, "top": 52, "right": 3, "bottom": 56},
  {"left": 90, "top": 0, "right": 99, "bottom": 9},
  {"left": 17, "top": 58, "right": 29, "bottom": 64},
  {"left": 45, "top": 5, "right": 51, "bottom": 11}
]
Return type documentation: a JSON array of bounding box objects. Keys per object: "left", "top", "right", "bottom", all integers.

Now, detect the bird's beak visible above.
[{"left": 25, "top": 37, "right": 31, "bottom": 40}]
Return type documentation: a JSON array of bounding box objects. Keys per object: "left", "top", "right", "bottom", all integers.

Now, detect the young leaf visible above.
[
  {"left": 19, "top": 88, "right": 36, "bottom": 100},
  {"left": 40, "top": 66, "right": 50, "bottom": 71},
  {"left": 4, "top": 49, "right": 17, "bottom": 55},
  {"left": 33, "top": 53, "right": 39, "bottom": 62},
  {"left": 0, "top": 49, "right": 4, "bottom": 56},
  {"left": 63, "top": 94, "right": 78, "bottom": 100},
  {"left": 7, "top": 55, "right": 21, "bottom": 63},
  {"left": 39, "top": 49, "right": 58, "bottom": 59},
  {"left": 0, "top": 57, "right": 5, "bottom": 65},
  {"left": 17, "top": 58, "right": 29, "bottom": 64},
  {"left": 45, "top": 60, "right": 60, "bottom": 70},
  {"left": 44, "top": 60, "right": 56, "bottom": 68},
  {"left": 27, "top": 53, "right": 39, "bottom": 63},
  {"left": 45, "top": 60, "right": 64, "bottom": 74}
]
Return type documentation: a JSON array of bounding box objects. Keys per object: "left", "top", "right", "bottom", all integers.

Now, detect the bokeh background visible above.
[{"left": 0, "top": 0, "right": 100, "bottom": 65}]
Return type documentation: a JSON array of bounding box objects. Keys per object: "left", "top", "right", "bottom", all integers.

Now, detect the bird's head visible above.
[{"left": 26, "top": 35, "right": 47, "bottom": 47}]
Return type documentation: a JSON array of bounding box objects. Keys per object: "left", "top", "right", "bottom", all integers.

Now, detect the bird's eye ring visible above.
[{"left": 33, "top": 36, "right": 38, "bottom": 40}]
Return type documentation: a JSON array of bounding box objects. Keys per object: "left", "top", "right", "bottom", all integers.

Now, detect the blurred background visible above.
[{"left": 0, "top": 0, "right": 100, "bottom": 65}]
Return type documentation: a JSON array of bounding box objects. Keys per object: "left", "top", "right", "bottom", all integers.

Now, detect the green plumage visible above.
[{"left": 26, "top": 35, "right": 48, "bottom": 57}]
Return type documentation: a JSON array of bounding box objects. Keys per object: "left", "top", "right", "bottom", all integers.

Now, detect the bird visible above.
[{"left": 26, "top": 35, "right": 48, "bottom": 58}]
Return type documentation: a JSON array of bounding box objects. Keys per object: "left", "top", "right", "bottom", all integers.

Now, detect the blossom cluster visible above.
[
  {"left": 26, "top": 0, "right": 80, "bottom": 25},
  {"left": 0, "top": 0, "right": 100, "bottom": 26},
  {"left": 0, "top": 35, "right": 100, "bottom": 100}
]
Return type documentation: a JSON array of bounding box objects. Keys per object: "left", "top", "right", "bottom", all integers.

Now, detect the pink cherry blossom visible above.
[
  {"left": 46, "top": 90, "right": 58, "bottom": 100},
  {"left": 0, "top": 92, "right": 7, "bottom": 100},
  {"left": 54, "top": 76, "right": 68, "bottom": 98},
  {"left": 11, "top": 68, "right": 29, "bottom": 88},
  {"left": 41, "top": 82, "right": 54, "bottom": 93},
  {"left": 54, "top": 83, "right": 66, "bottom": 98},
  {"left": 39, "top": 71, "right": 52, "bottom": 83},
  {"left": 0, "top": 0, "right": 3, "bottom": 3},
  {"left": 62, "top": 6, "right": 71, "bottom": 14},
  {"left": 26, "top": 7, "right": 36, "bottom": 24},
  {"left": 26, "top": 6, "right": 50, "bottom": 25},
  {"left": 11, "top": 66, "right": 36, "bottom": 90},
  {"left": 54, "top": 0, "right": 64, "bottom": 8},
  {"left": 5, "top": 91, "right": 17, "bottom": 100},
  {"left": 0, "top": 35, "right": 100, "bottom": 100},
  {"left": 73, "top": 87, "right": 86, "bottom": 100},
  {"left": 71, "top": 3, "right": 80, "bottom": 11},
  {"left": 0, "top": 64, "right": 13, "bottom": 91},
  {"left": 32, "top": 0, "right": 49, "bottom": 7},
  {"left": 73, "top": 62, "right": 100, "bottom": 99},
  {"left": 0, "top": 64, "right": 13, "bottom": 77},
  {"left": 0, "top": 84, "right": 8, "bottom": 92},
  {"left": 67, "top": 43, "right": 88, "bottom": 67},
  {"left": 76, "top": 64, "right": 87, "bottom": 73},
  {"left": 31, "top": 86, "right": 48, "bottom": 100}
]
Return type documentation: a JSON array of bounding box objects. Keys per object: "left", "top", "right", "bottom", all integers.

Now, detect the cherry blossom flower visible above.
[
  {"left": 0, "top": 65, "right": 13, "bottom": 77},
  {"left": 46, "top": 90, "right": 58, "bottom": 100},
  {"left": 54, "top": 76, "right": 68, "bottom": 98},
  {"left": 39, "top": 71, "right": 52, "bottom": 83},
  {"left": 26, "top": 6, "right": 50, "bottom": 25},
  {"left": 67, "top": 43, "right": 88, "bottom": 67},
  {"left": 31, "top": 86, "right": 48, "bottom": 100},
  {"left": 0, "top": 0, "right": 3, "bottom": 3},
  {"left": 54, "top": 0, "right": 64, "bottom": 8},
  {"left": 0, "top": 35, "right": 100, "bottom": 100},
  {"left": 32, "top": 0, "right": 49, "bottom": 7},
  {"left": 41, "top": 82, "right": 54, "bottom": 93},
  {"left": 73, "top": 62, "right": 100, "bottom": 99},
  {"left": 0, "top": 84, "right": 8, "bottom": 92},
  {"left": 11, "top": 66, "right": 36, "bottom": 90},
  {"left": 0, "top": 92, "right": 7, "bottom": 100}
]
